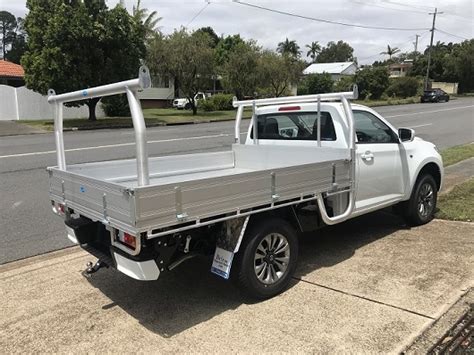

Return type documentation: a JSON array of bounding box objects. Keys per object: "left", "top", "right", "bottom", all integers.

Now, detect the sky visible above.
[{"left": 2, "top": 0, "right": 473, "bottom": 64}]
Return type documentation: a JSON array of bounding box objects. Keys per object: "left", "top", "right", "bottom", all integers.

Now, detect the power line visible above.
[
  {"left": 232, "top": 0, "right": 429, "bottom": 31},
  {"left": 436, "top": 28, "right": 470, "bottom": 41},
  {"left": 358, "top": 31, "right": 429, "bottom": 62},
  {"left": 186, "top": 1, "right": 210, "bottom": 27},
  {"left": 352, "top": 0, "right": 426, "bottom": 14}
]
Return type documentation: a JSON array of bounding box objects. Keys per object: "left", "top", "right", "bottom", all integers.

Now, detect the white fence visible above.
[{"left": 0, "top": 85, "right": 104, "bottom": 121}]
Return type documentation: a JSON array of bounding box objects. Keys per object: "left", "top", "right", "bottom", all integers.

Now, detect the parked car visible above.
[
  {"left": 420, "top": 89, "right": 450, "bottom": 103},
  {"left": 173, "top": 92, "right": 207, "bottom": 109}
]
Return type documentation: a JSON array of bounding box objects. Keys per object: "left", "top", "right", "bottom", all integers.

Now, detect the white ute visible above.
[
  {"left": 47, "top": 67, "right": 443, "bottom": 299},
  {"left": 172, "top": 92, "right": 206, "bottom": 109}
]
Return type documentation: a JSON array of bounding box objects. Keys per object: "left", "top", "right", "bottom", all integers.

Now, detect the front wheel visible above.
[
  {"left": 405, "top": 174, "right": 438, "bottom": 226},
  {"left": 232, "top": 218, "right": 298, "bottom": 299}
]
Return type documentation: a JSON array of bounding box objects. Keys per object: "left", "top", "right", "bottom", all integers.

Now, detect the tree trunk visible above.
[
  {"left": 86, "top": 97, "right": 101, "bottom": 121},
  {"left": 191, "top": 100, "right": 197, "bottom": 115}
]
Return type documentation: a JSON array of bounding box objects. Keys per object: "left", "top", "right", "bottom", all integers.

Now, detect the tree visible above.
[
  {"left": 132, "top": 0, "right": 161, "bottom": 40},
  {"left": 354, "top": 66, "right": 390, "bottom": 99},
  {"left": 258, "top": 51, "right": 305, "bottom": 97},
  {"left": 298, "top": 73, "right": 333, "bottom": 95},
  {"left": 2, "top": 16, "right": 26, "bottom": 64},
  {"left": 316, "top": 40, "right": 354, "bottom": 63},
  {"left": 22, "top": 0, "right": 146, "bottom": 121},
  {"left": 220, "top": 40, "right": 261, "bottom": 99},
  {"left": 380, "top": 45, "right": 401, "bottom": 60},
  {"left": 147, "top": 29, "right": 215, "bottom": 114},
  {"left": 277, "top": 38, "right": 300, "bottom": 58},
  {"left": 409, "top": 39, "right": 474, "bottom": 93},
  {"left": 0, "top": 11, "right": 18, "bottom": 59},
  {"left": 215, "top": 34, "right": 244, "bottom": 66},
  {"left": 305, "top": 41, "right": 321, "bottom": 63},
  {"left": 195, "top": 26, "right": 219, "bottom": 48}
]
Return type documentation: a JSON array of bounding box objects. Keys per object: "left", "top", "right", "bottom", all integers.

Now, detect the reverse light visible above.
[{"left": 278, "top": 106, "right": 301, "bottom": 111}]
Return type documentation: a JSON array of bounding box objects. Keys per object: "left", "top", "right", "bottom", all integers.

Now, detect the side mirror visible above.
[{"left": 398, "top": 128, "right": 415, "bottom": 142}]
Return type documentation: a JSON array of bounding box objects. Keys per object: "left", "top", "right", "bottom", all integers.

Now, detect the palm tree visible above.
[
  {"left": 380, "top": 44, "right": 401, "bottom": 60},
  {"left": 305, "top": 41, "right": 321, "bottom": 63},
  {"left": 277, "top": 38, "right": 300, "bottom": 58},
  {"left": 132, "top": 0, "right": 162, "bottom": 39}
]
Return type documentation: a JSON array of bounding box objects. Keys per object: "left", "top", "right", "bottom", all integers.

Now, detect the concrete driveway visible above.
[{"left": 1, "top": 212, "right": 472, "bottom": 353}]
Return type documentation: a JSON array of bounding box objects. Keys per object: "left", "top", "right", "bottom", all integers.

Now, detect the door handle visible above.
[{"left": 361, "top": 151, "right": 374, "bottom": 161}]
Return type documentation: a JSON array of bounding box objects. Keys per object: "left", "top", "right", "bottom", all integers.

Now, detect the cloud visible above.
[{"left": 3, "top": 0, "right": 472, "bottom": 64}]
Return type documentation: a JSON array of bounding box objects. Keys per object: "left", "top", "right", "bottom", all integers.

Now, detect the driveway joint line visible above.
[{"left": 295, "top": 277, "right": 435, "bottom": 320}]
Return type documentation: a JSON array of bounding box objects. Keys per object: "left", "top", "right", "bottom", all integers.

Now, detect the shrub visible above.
[
  {"left": 298, "top": 73, "right": 333, "bottom": 95},
  {"left": 101, "top": 94, "right": 130, "bottom": 117},
  {"left": 385, "top": 77, "right": 421, "bottom": 98},
  {"left": 210, "top": 93, "right": 234, "bottom": 110},
  {"left": 355, "top": 67, "right": 390, "bottom": 100},
  {"left": 333, "top": 76, "right": 354, "bottom": 92},
  {"left": 198, "top": 93, "right": 235, "bottom": 112},
  {"left": 198, "top": 99, "right": 216, "bottom": 112}
]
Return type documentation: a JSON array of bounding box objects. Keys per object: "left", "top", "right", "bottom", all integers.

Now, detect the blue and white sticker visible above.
[
  {"left": 79, "top": 186, "right": 86, "bottom": 193},
  {"left": 82, "top": 90, "right": 88, "bottom": 97},
  {"left": 211, "top": 247, "right": 234, "bottom": 279}
]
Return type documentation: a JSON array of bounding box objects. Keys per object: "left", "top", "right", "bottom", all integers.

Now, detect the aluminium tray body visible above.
[{"left": 48, "top": 144, "right": 351, "bottom": 236}]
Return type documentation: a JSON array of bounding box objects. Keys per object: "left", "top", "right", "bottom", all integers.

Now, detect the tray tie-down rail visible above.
[
  {"left": 231, "top": 86, "right": 359, "bottom": 225},
  {"left": 47, "top": 66, "right": 151, "bottom": 187}
]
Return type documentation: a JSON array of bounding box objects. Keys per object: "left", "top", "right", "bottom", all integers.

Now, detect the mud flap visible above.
[{"left": 211, "top": 216, "right": 250, "bottom": 279}]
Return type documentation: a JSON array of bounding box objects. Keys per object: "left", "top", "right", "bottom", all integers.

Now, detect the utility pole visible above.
[
  {"left": 425, "top": 8, "right": 443, "bottom": 89},
  {"left": 413, "top": 34, "right": 420, "bottom": 56}
]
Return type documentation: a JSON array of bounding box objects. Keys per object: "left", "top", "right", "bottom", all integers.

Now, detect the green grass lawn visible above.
[
  {"left": 436, "top": 178, "right": 474, "bottom": 222},
  {"left": 20, "top": 97, "right": 422, "bottom": 131},
  {"left": 441, "top": 143, "right": 474, "bottom": 167},
  {"left": 21, "top": 108, "right": 251, "bottom": 131}
]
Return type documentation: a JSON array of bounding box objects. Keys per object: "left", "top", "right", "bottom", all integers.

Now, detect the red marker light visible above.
[{"left": 278, "top": 106, "right": 301, "bottom": 111}]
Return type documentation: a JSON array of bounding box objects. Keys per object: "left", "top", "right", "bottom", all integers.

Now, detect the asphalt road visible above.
[{"left": 0, "top": 98, "right": 473, "bottom": 264}]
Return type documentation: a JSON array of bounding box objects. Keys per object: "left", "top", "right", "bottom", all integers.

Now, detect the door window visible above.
[{"left": 353, "top": 110, "right": 398, "bottom": 144}]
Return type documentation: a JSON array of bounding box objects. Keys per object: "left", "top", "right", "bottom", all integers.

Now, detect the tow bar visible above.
[{"left": 82, "top": 260, "right": 108, "bottom": 278}]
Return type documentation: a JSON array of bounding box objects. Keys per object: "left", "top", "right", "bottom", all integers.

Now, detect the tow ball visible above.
[{"left": 82, "top": 260, "right": 108, "bottom": 277}]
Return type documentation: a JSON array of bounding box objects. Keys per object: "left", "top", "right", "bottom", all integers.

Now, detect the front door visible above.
[{"left": 353, "top": 110, "right": 404, "bottom": 212}]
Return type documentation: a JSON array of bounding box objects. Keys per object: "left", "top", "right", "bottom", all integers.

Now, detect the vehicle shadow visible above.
[{"left": 86, "top": 209, "right": 409, "bottom": 338}]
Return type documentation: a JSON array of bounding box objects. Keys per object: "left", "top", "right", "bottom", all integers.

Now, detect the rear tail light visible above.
[
  {"left": 51, "top": 201, "right": 66, "bottom": 216},
  {"left": 115, "top": 230, "right": 137, "bottom": 249}
]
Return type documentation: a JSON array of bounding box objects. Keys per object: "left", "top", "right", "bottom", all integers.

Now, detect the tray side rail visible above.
[{"left": 134, "top": 158, "right": 352, "bottom": 239}]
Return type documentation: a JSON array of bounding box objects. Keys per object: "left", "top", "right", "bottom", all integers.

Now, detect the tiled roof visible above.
[{"left": 0, "top": 60, "right": 25, "bottom": 78}]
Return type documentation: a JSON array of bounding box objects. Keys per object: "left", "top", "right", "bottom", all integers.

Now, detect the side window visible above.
[
  {"left": 353, "top": 110, "right": 398, "bottom": 144},
  {"left": 252, "top": 112, "right": 336, "bottom": 141}
]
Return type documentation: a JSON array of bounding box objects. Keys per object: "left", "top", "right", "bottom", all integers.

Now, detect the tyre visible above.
[
  {"left": 184, "top": 103, "right": 191, "bottom": 110},
  {"left": 232, "top": 218, "right": 298, "bottom": 299},
  {"left": 446, "top": 96, "right": 450, "bottom": 102},
  {"left": 405, "top": 174, "right": 438, "bottom": 226}
]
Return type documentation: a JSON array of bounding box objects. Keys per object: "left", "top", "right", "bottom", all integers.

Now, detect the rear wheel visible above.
[
  {"left": 184, "top": 103, "right": 191, "bottom": 110},
  {"left": 405, "top": 174, "right": 438, "bottom": 226},
  {"left": 232, "top": 218, "right": 298, "bottom": 299}
]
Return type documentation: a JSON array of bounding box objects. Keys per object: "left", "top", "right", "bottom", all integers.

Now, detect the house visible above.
[
  {"left": 388, "top": 60, "right": 413, "bottom": 78},
  {"left": 0, "top": 60, "right": 25, "bottom": 87},
  {"left": 303, "top": 62, "right": 357, "bottom": 81},
  {"left": 137, "top": 74, "right": 175, "bottom": 108}
]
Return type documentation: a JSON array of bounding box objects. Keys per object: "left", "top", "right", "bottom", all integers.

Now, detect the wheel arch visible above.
[{"left": 415, "top": 162, "right": 442, "bottom": 192}]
